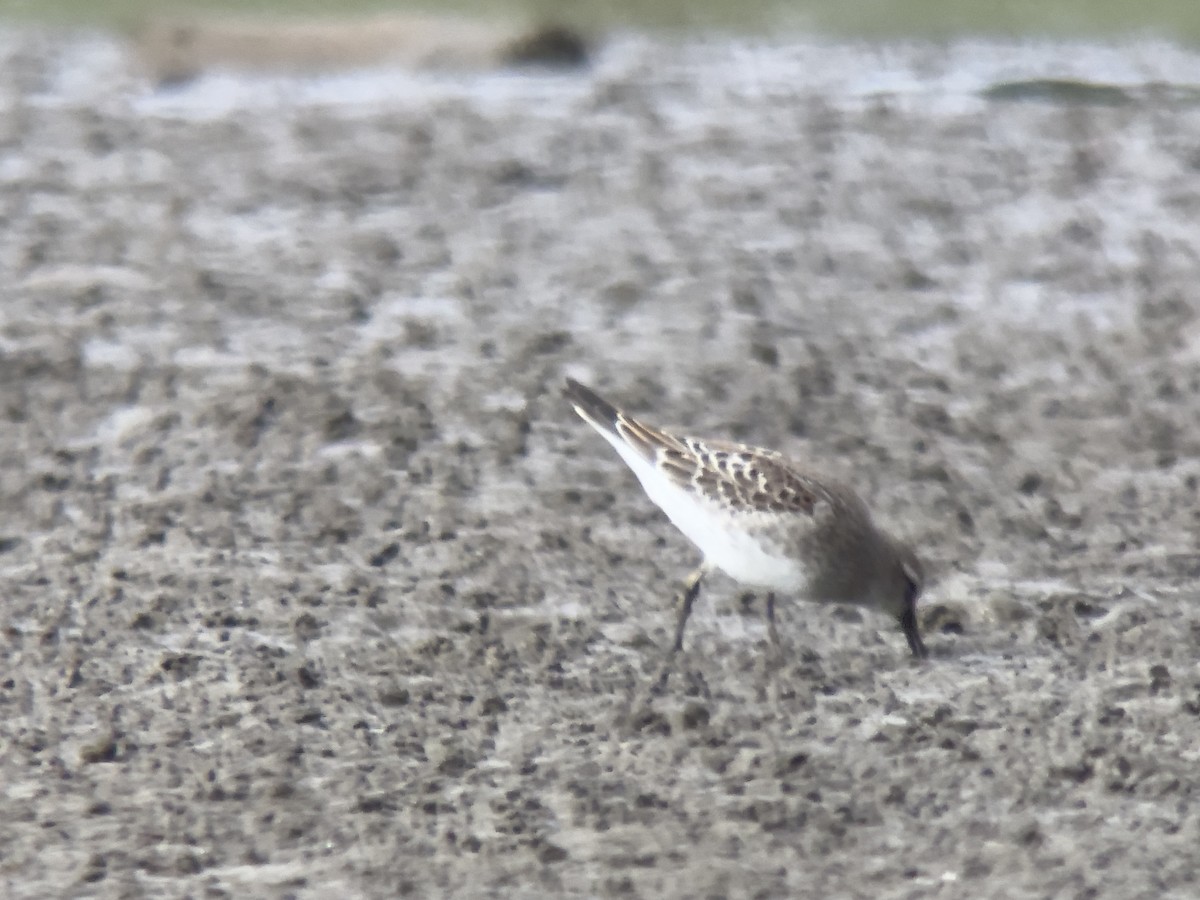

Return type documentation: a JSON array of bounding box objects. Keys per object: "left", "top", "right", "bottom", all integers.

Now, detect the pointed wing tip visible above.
[
  {"left": 563, "top": 379, "right": 672, "bottom": 466},
  {"left": 562, "top": 376, "right": 596, "bottom": 407},
  {"left": 563, "top": 377, "right": 620, "bottom": 432}
]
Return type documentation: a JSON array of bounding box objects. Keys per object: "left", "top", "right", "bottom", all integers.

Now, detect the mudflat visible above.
[{"left": 2, "top": 27, "right": 1199, "bottom": 899}]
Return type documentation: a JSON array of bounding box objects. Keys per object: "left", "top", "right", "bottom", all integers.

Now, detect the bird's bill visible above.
[{"left": 900, "top": 607, "right": 928, "bottom": 659}]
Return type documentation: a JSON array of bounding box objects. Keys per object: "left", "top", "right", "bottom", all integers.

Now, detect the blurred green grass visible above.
[{"left": 1, "top": 0, "right": 1199, "bottom": 42}]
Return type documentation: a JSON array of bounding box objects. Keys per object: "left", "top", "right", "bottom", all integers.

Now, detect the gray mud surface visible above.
[{"left": 2, "top": 28, "right": 1200, "bottom": 900}]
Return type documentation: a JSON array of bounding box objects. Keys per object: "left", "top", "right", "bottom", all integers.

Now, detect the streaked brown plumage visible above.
[{"left": 564, "top": 377, "right": 928, "bottom": 658}]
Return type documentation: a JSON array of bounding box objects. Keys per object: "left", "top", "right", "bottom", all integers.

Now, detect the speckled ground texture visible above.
[{"left": 2, "top": 26, "right": 1200, "bottom": 900}]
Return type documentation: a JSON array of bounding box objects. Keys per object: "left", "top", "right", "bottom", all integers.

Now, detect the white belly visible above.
[{"left": 609, "top": 438, "right": 808, "bottom": 591}]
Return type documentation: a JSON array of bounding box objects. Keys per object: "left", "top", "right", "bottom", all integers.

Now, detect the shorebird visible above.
[{"left": 563, "top": 377, "right": 928, "bottom": 658}]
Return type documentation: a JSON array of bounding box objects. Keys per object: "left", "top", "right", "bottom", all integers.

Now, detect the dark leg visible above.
[
  {"left": 900, "top": 607, "right": 928, "bottom": 659},
  {"left": 671, "top": 563, "right": 710, "bottom": 653},
  {"left": 765, "top": 593, "right": 779, "bottom": 648},
  {"left": 650, "top": 562, "right": 714, "bottom": 695}
]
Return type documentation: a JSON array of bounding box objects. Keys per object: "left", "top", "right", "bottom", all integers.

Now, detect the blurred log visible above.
[{"left": 134, "top": 13, "right": 590, "bottom": 85}]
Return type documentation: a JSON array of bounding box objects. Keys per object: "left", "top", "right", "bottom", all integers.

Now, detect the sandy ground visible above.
[{"left": 2, "top": 25, "right": 1200, "bottom": 900}]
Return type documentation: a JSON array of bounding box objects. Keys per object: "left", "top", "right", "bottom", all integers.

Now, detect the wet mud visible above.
[{"left": 2, "top": 28, "right": 1199, "bottom": 899}]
